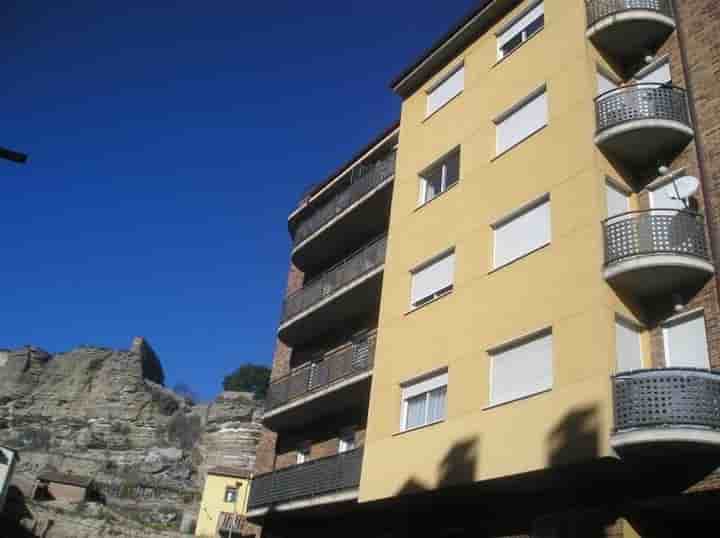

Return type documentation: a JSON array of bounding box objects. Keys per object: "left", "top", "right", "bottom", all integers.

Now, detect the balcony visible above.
[
  {"left": 247, "top": 448, "right": 363, "bottom": 516},
  {"left": 603, "top": 210, "right": 713, "bottom": 296},
  {"left": 586, "top": 0, "right": 675, "bottom": 73},
  {"left": 612, "top": 369, "right": 720, "bottom": 453},
  {"left": 264, "top": 331, "right": 376, "bottom": 430},
  {"left": 217, "top": 512, "right": 243, "bottom": 534},
  {"left": 291, "top": 152, "right": 396, "bottom": 273},
  {"left": 278, "top": 236, "right": 386, "bottom": 347},
  {"left": 595, "top": 84, "right": 693, "bottom": 175}
]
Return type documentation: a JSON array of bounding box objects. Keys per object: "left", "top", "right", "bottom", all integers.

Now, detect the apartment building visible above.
[{"left": 248, "top": 1, "right": 720, "bottom": 536}]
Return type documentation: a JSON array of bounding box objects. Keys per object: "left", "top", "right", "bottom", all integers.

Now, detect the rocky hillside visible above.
[{"left": 0, "top": 338, "right": 263, "bottom": 492}]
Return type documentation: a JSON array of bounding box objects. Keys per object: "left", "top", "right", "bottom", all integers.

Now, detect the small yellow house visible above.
[{"left": 195, "top": 467, "right": 251, "bottom": 537}]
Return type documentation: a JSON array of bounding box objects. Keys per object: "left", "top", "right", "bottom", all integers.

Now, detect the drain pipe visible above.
[{"left": 673, "top": 0, "right": 720, "bottom": 299}]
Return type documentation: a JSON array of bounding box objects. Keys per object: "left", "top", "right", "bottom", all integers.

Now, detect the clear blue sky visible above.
[{"left": 2, "top": 1, "right": 477, "bottom": 400}]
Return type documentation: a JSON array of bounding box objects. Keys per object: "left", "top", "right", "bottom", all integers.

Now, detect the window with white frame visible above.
[
  {"left": 493, "top": 195, "right": 551, "bottom": 268},
  {"left": 615, "top": 317, "right": 644, "bottom": 373},
  {"left": 606, "top": 181, "right": 630, "bottom": 218},
  {"left": 410, "top": 249, "right": 456, "bottom": 308},
  {"left": 426, "top": 64, "right": 464, "bottom": 117},
  {"left": 495, "top": 86, "right": 548, "bottom": 155},
  {"left": 296, "top": 444, "right": 310, "bottom": 465},
  {"left": 338, "top": 429, "right": 356, "bottom": 453},
  {"left": 489, "top": 329, "right": 553, "bottom": 406},
  {"left": 400, "top": 370, "right": 448, "bottom": 431},
  {"left": 419, "top": 148, "right": 460, "bottom": 205},
  {"left": 663, "top": 310, "right": 710, "bottom": 369},
  {"left": 496, "top": 1, "right": 544, "bottom": 60}
]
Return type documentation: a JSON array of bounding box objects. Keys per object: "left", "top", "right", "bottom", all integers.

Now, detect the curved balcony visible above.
[
  {"left": 586, "top": 0, "right": 675, "bottom": 73},
  {"left": 595, "top": 84, "right": 693, "bottom": 174},
  {"left": 612, "top": 369, "right": 720, "bottom": 452},
  {"left": 279, "top": 236, "right": 386, "bottom": 346},
  {"left": 290, "top": 152, "right": 395, "bottom": 272},
  {"left": 603, "top": 210, "right": 713, "bottom": 296}
]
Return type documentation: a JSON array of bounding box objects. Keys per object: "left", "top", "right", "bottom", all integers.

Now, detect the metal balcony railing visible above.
[
  {"left": 613, "top": 369, "right": 720, "bottom": 433},
  {"left": 595, "top": 84, "right": 691, "bottom": 135},
  {"left": 281, "top": 235, "right": 387, "bottom": 323},
  {"left": 266, "top": 330, "right": 376, "bottom": 412},
  {"left": 586, "top": 0, "right": 673, "bottom": 28},
  {"left": 603, "top": 210, "right": 709, "bottom": 266},
  {"left": 293, "top": 152, "right": 396, "bottom": 246},
  {"left": 218, "top": 512, "right": 244, "bottom": 532},
  {"left": 248, "top": 447, "right": 363, "bottom": 510}
]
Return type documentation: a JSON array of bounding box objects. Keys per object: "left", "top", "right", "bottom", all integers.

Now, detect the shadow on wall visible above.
[
  {"left": 0, "top": 485, "right": 36, "bottom": 538},
  {"left": 546, "top": 405, "right": 600, "bottom": 468}
]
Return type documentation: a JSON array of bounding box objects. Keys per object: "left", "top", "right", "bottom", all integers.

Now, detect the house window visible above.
[
  {"left": 597, "top": 71, "right": 618, "bottom": 96},
  {"left": 496, "top": 1, "right": 544, "bottom": 60},
  {"left": 636, "top": 59, "right": 671, "bottom": 85},
  {"left": 663, "top": 310, "right": 710, "bottom": 369},
  {"left": 400, "top": 370, "right": 448, "bottom": 431},
  {"left": 489, "top": 329, "right": 553, "bottom": 406},
  {"left": 419, "top": 148, "right": 460, "bottom": 205},
  {"left": 296, "top": 445, "right": 310, "bottom": 465},
  {"left": 426, "top": 64, "right": 464, "bottom": 117},
  {"left": 410, "top": 250, "right": 456, "bottom": 308},
  {"left": 615, "top": 317, "right": 643, "bottom": 373},
  {"left": 495, "top": 86, "right": 548, "bottom": 154},
  {"left": 493, "top": 195, "right": 550, "bottom": 268},
  {"left": 338, "top": 429, "right": 356, "bottom": 453},
  {"left": 224, "top": 487, "right": 238, "bottom": 503},
  {"left": 606, "top": 181, "right": 630, "bottom": 218}
]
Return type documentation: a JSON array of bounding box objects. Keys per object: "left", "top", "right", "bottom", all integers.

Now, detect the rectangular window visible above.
[
  {"left": 606, "top": 181, "right": 630, "bottom": 218},
  {"left": 338, "top": 429, "right": 356, "bottom": 453},
  {"left": 637, "top": 60, "right": 671, "bottom": 85},
  {"left": 419, "top": 149, "right": 460, "bottom": 205},
  {"left": 493, "top": 195, "right": 551, "bottom": 268},
  {"left": 489, "top": 329, "right": 553, "bottom": 406},
  {"left": 495, "top": 87, "right": 548, "bottom": 154},
  {"left": 426, "top": 64, "right": 464, "bottom": 117},
  {"left": 615, "top": 318, "right": 643, "bottom": 372},
  {"left": 663, "top": 311, "right": 710, "bottom": 369},
  {"left": 296, "top": 445, "right": 310, "bottom": 465},
  {"left": 497, "top": 2, "right": 544, "bottom": 60},
  {"left": 401, "top": 370, "right": 448, "bottom": 431},
  {"left": 224, "top": 487, "right": 238, "bottom": 503},
  {"left": 410, "top": 250, "right": 456, "bottom": 308},
  {"left": 597, "top": 71, "right": 618, "bottom": 96}
]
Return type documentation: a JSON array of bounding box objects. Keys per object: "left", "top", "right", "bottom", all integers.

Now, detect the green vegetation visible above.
[{"left": 222, "top": 363, "right": 271, "bottom": 398}]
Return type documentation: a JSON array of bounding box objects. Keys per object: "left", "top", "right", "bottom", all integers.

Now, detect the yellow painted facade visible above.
[
  {"left": 195, "top": 473, "right": 250, "bottom": 537},
  {"left": 360, "top": 0, "right": 648, "bottom": 502}
]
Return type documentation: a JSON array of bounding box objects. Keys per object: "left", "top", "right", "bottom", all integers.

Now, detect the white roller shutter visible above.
[
  {"left": 606, "top": 182, "right": 629, "bottom": 218},
  {"left": 597, "top": 72, "right": 618, "bottom": 96},
  {"left": 663, "top": 312, "right": 710, "bottom": 369},
  {"left": 494, "top": 198, "right": 551, "bottom": 268},
  {"left": 615, "top": 319, "right": 643, "bottom": 372},
  {"left": 638, "top": 62, "right": 672, "bottom": 85},
  {"left": 497, "top": 3, "right": 545, "bottom": 52},
  {"left": 427, "top": 66, "right": 464, "bottom": 116},
  {"left": 411, "top": 251, "right": 455, "bottom": 306},
  {"left": 490, "top": 331, "right": 553, "bottom": 406},
  {"left": 496, "top": 90, "right": 548, "bottom": 154}
]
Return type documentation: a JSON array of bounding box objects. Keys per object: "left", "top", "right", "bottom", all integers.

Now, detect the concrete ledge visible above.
[
  {"left": 603, "top": 254, "right": 714, "bottom": 282},
  {"left": 246, "top": 488, "right": 359, "bottom": 518},
  {"left": 595, "top": 119, "right": 694, "bottom": 147},
  {"left": 611, "top": 428, "right": 720, "bottom": 451},
  {"left": 586, "top": 10, "right": 675, "bottom": 40}
]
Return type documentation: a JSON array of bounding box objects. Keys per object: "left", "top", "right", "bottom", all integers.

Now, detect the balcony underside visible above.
[
  {"left": 587, "top": 12, "right": 675, "bottom": 74},
  {"left": 263, "top": 373, "right": 372, "bottom": 431},
  {"left": 612, "top": 427, "right": 720, "bottom": 454},
  {"left": 604, "top": 254, "right": 714, "bottom": 297},
  {"left": 278, "top": 269, "right": 383, "bottom": 347},
  {"left": 292, "top": 181, "right": 393, "bottom": 274},
  {"left": 595, "top": 120, "right": 694, "bottom": 175}
]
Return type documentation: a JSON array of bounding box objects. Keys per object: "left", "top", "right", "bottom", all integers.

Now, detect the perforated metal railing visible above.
[
  {"left": 585, "top": 0, "right": 673, "bottom": 28},
  {"left": 266, "top": 330, "right": 376, "bottom": 411},
  {"left": 595, "top": 84, "right": 691, "bottom": 134},
  {"left": 218, "top": 512, "right": 244, "bottom": 532},
  {"left": 613, "top": 369, "right": 720, "bottom": 433},
  {"left": 293, "top": 152, "right": 396, "bottom": 246},
  {"left": 248, "top": 447, "right": 363, "bottom": 510},
  {"left": 281, "top": 235, "right": 387, "bottom": 323},
  {"left": 603, "top": 210, "right": 709, "bottom": 266}
]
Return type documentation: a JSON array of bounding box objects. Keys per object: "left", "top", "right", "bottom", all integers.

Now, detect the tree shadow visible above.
[{"left": 547, "top": 405, "right": 599, "bottom": 468}]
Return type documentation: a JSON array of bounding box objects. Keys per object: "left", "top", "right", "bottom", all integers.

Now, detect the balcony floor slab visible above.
[{"left": 603, "top": 254, "right": 714, "bottom": 296}]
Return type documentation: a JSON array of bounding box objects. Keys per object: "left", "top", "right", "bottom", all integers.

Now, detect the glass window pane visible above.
[
  {"left": 525, "top": 14, "right": 544, "bottom": 38},
  {"left": 501, "top": 33, "right": 523, "bottom": 56},
  {"left": 427, "top": 386, "right": 447, "bottom": 423},
  {"left": 444, "top": 151, "right": 460, "bottom": 188},
  {"left": 423, "top": 166, "right": 443, "bottom": 202},
  {"left": 405, "top": 394, "right": 427, "bottom": 429}
]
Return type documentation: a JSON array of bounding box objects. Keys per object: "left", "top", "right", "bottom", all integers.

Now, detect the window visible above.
[
  {"left": 496, "top": 1, "right": 544, "bottom": 60},
  {"left": 493, "top": 195, "right": 550, "bottom": 268},
  {"left": 606, "top": 181, "right": 629, "bottom": 218},
  {"left": 489, "top": 329, "right": 553, "bottom": 406},
  {"left": 663, "top": 310, "right": 710, "bottom": 369},
  {"left": 296, "top": 445, "right": 310, "bottom": 465},
  {"left": 410, "top": 250, "right": 456, "bottom": 308},
  {"left": 338, "top": 429, "right": 356, "bottom": 453},
  {"left": 495, "top": 87, "right": 548, "bottom": 154},
  {"left": 224, "top": 487, "right": 238, "bottom": 503},
  {"left": 615, "top": 318, "right": 643, "bottom": 372},
  {"left": 637, "top": 60, "right": 671, "bottom": 85},
  {"left": 426, "top": 64, "right": 464, "bottom": 117},
  {"left": 419, "top": 149, "right": 460, "bottom": 205},
  {"left": 400, "top": 370, "right": 448, "bottom": 431},
  {"left": 597, "top": 71, "right": 618, "bottom": 96}
]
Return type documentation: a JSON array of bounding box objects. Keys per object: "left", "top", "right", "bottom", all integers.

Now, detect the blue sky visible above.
[{"left": 2, "top": 1, "right": 478, "bottom": 400}]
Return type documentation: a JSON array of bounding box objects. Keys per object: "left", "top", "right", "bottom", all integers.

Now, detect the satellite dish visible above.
[{"left": 666, "top": 175, "right": 700, "bottom": 202}]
